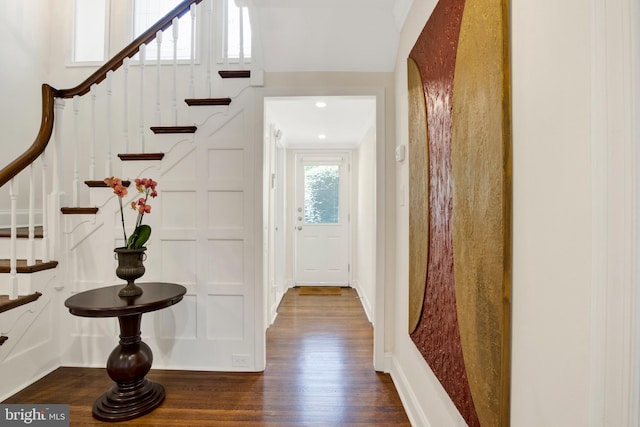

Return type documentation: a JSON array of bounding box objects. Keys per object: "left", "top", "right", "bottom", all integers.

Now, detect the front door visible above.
[{"left": 294, "top": 152, "right": 350, "bottom": 286}]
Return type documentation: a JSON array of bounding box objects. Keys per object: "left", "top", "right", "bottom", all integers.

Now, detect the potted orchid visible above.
[
  {"left": 105, "top": 177, "right": 158, "bottom": 248},
  {"left": 104, "top": 177, "right": 158, "bottom": 297}
]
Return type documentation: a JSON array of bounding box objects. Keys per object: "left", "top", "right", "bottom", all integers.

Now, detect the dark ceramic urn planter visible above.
[{"left": 114, "top": 247, "right": 147, "bottom": 297}]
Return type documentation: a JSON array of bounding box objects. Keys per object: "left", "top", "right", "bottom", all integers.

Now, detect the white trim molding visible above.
[
  {"left": 388, "top": 353, "right": 431, "bottom": 427},
  {"left": 590, "top": 0, "right": 640, "bottom": 424}
]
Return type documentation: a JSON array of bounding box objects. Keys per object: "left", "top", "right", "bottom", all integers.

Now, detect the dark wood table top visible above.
[{"left": 64, "top": 282, "right": 186, "bottom": 318}]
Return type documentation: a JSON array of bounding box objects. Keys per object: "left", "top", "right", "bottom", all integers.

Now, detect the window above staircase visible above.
[{"left": 72, "top": 0, "right": 251, "bottom": 65}]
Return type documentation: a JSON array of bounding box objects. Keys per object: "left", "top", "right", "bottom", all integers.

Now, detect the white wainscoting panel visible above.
[
  {"left": 208, "top": 239, "right": 244, "bottom": 284},
  {"left": 208, "top": 191, "right": 244, "bottom": 228},
  {"left": 209, "top": 149, "right": 244, "bottom": 182},
  {"left": 206, "top": 294, "right": 244, "bottom": 340},
  {"left": 162, "top": 191, "right": 197, "bottom": 228},
  {"left": 161, "top": 240, "right": 197, "bottom": 284}
]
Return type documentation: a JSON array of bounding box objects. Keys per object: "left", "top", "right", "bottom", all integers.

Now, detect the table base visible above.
[{"left": 92, "top": 379, "right": 165, "bottom": 422}]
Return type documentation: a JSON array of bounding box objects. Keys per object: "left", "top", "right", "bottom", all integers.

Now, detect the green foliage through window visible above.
[{"left": 304, "top": 165, "right": 340, "bottom": 224}]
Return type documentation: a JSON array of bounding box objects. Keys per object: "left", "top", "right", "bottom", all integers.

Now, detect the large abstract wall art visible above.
[{"left": 407, "top": 0, "right": 512, "bottom": 426}]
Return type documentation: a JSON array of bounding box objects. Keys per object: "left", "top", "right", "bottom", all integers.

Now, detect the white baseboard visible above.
[
  {"left": 351, "top": 280, "right": 373, "bottom": 324},
  {"left": 0, "top": 362, "right": 59, "bottom": 402},
  {"left": 388, "top": 352, "right": 431, "bottom": 427}
]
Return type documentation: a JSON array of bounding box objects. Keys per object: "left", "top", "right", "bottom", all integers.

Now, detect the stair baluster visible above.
[
  {"left": 189, "top": 3, "right": 197, "bottom": 99},
  {"left": 123, "top": 58, "right": 130, "bottom": 154},
  {"left": 53, "top": 98, "right": 66, "bottom": 203},
  {"left": 238, "top": 2, "right": 245, "bottom": 66},
  {"left": 40, "top": 152, "right": 49, "bottom": 264},
  {"left": 206, "top": 0, "right": 214, "bottom": 97},
  {"left": 27, "top": 164, "right": 35, "bottom": 266},
  {"left": 72, "top": 96, "right": 80, "bottom": 206},
  {"left": 172, "top": 17, "right": 180, "bottom": 126},
  {"left": 90, "top": 84, "right": 97, "bottom": 180},
  {"left": 139, "top": 44, "right": 147, "bottom": 153},
  {"left": 155, "top": 31, "right": 163, "bottom": 126},
  {"left": 9, "top": 179, "right": 17, "bottom": 299},
  {"left": 222, "top": 0, "right": 228, "bottom": 67},
  {"left": 106, "top": 71, "right": 113, "bottom": 176}
]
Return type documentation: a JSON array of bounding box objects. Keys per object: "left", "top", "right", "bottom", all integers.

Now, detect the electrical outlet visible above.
[{"left": 232, "top": 354, "right": 250, "bottom": 367}]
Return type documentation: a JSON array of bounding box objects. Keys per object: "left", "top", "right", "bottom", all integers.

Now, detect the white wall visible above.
[
  {"left": 0, "top": 1, "right": 52, "bottom": 166},
  {"left": 354, "top": 125, "right": 376, "bottom": 322},
  {"left": 0, "top": 0, "right": 64, "bottom": 401},
  {"left": 391, "top": 0, "right": 613, "bottom": 426},
  {"left": 510, "top": 0, "right": 593, "bottom": 425},
  {"left": 0, "top": 1, "right": 52, "bottom": 209}
]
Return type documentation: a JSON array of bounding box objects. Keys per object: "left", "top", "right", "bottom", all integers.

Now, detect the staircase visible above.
[{"left": 0, "top": 0, "right": 259, "bottom": 401}]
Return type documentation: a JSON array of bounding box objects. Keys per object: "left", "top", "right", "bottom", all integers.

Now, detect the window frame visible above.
[
  {"left": 69, "top": 0, "right": 252, "bottom": 67},
  {"left": 130, "top": 0, "right": 199, "bottom": 64},
  {"left": 215, "top": 0, "right": 252, "bottom": 65}
]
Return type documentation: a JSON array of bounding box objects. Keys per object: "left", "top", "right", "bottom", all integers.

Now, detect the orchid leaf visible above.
[{"left": 128, "top": 224, "right": 151, "bottom": 249}]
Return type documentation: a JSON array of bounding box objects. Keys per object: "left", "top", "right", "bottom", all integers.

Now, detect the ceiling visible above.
[
  {"left": 264, "top": 96, "right": 376, "bottom": 148},
  {"left": 248, "top": 0, "right": 413, "bottom": 147},
  {"left": 247, "top": 0, "right": 413, "bottom": 72}
]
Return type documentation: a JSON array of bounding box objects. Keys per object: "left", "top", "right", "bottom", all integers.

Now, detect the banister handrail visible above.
[
  {"left": 0, "top": 84, "right": 55, "bottom": 189},
  {"left": 56, "top": 0, "right": 203, "bottom": 99},
  {"left": 0, "top": 0, "right": 203, "bottom": 188}
]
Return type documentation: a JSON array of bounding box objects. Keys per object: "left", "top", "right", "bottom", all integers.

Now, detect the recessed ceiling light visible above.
[
  {"left": 315, "top": 101, "right": 327, "bottom": 108},
  {"left": 318, "top": 134, "right": 327, "bottom": 139}
]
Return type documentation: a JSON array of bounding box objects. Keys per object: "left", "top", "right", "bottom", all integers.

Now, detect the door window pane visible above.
[{"left": 304, "top": 165, "right": 339, "bottom": 224}]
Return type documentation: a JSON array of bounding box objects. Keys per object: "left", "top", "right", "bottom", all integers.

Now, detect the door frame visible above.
[
  {"left": 292, "top": 150, "right": 352, "bottom": 287},
  {"left": 259, "top": 86, "right": 387, "bottom": 372}
]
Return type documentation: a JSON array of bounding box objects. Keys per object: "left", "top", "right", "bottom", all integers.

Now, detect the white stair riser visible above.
[
  {"left": 0, "top": 267, "right": 57, "bottom": 297},
  {"left": 0, "top": 211, "right": 43, "bottom": 229},
  {"left": 0, "top": 239, "right": 44, "bottom": 262}
]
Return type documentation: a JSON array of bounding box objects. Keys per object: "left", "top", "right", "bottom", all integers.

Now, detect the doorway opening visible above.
[{"left": 262, "top": 94, "right": 383, "bottom": 368}]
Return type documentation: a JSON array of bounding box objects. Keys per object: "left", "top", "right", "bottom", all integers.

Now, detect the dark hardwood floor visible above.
[{"left": 4, "top": 287, "right": 411, "bottom": 426}]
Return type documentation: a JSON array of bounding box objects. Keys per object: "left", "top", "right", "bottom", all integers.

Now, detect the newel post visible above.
[
  {"left": 51, "top": 97, "right": 67, "bottom": 262},
  {"left": 52, "top": 98, "right": 66, "bottom": 202}
]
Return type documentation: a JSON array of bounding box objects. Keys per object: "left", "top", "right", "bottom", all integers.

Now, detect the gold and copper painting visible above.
[{"left": 408, "top": 0, "right": 512, "bottom": 426}]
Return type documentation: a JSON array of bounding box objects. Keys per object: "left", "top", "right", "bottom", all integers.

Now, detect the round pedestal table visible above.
[{"left": 64, "top": 282, "right": 186, "bottom": 422}]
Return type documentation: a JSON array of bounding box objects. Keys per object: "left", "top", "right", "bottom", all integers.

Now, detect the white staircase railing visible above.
[{"left": 0, "top": 0, "right": 253, "bottom": 300}]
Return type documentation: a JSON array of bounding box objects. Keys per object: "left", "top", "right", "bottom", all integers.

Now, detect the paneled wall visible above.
[{"left": 61, "top": 88, "right": 261, "bottom": 372}]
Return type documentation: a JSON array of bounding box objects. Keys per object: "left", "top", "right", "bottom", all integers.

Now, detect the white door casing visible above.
[{"left": 294, "top": 152, "right": 350, "bottom": 287}]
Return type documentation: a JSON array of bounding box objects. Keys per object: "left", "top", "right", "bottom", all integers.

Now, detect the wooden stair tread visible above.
[
  {"left": 218, "top": 70, "right": 250, "bottom": 79},
  {"left": 185, "top": 98, "right": 232, "bottom": 106},
  {"left": 0, "top": 292, "right": 42, "bottom": 314},
  {"left": 85, "top": 180, "right": 131, "bottom": 188},
  {"left": 0, "top": 336, "right": 7, "bottom": 346},
  {"left": 0, "top": 226, "right": 44, "bottom": 239},
  {"left": 117, "top": 153, "right": 165, "bottom": 161},
  {"left": 0, "top": 260, "right": 58, "bottom": 273},
  {"left": 150, "top": 126, "right": 197, "bottom": 134},
  {"left": 61, "top": 207, "right": 99, "bottom": 215}
]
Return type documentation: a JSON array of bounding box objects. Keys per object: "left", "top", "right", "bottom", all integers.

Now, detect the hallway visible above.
[{"left": 4, "top": 287, "right": 410, "bottom": 426}]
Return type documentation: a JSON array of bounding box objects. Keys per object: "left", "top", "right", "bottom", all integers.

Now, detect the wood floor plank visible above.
[{"left": 3, "top": 287, "right": 410, "bottom": 426}]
